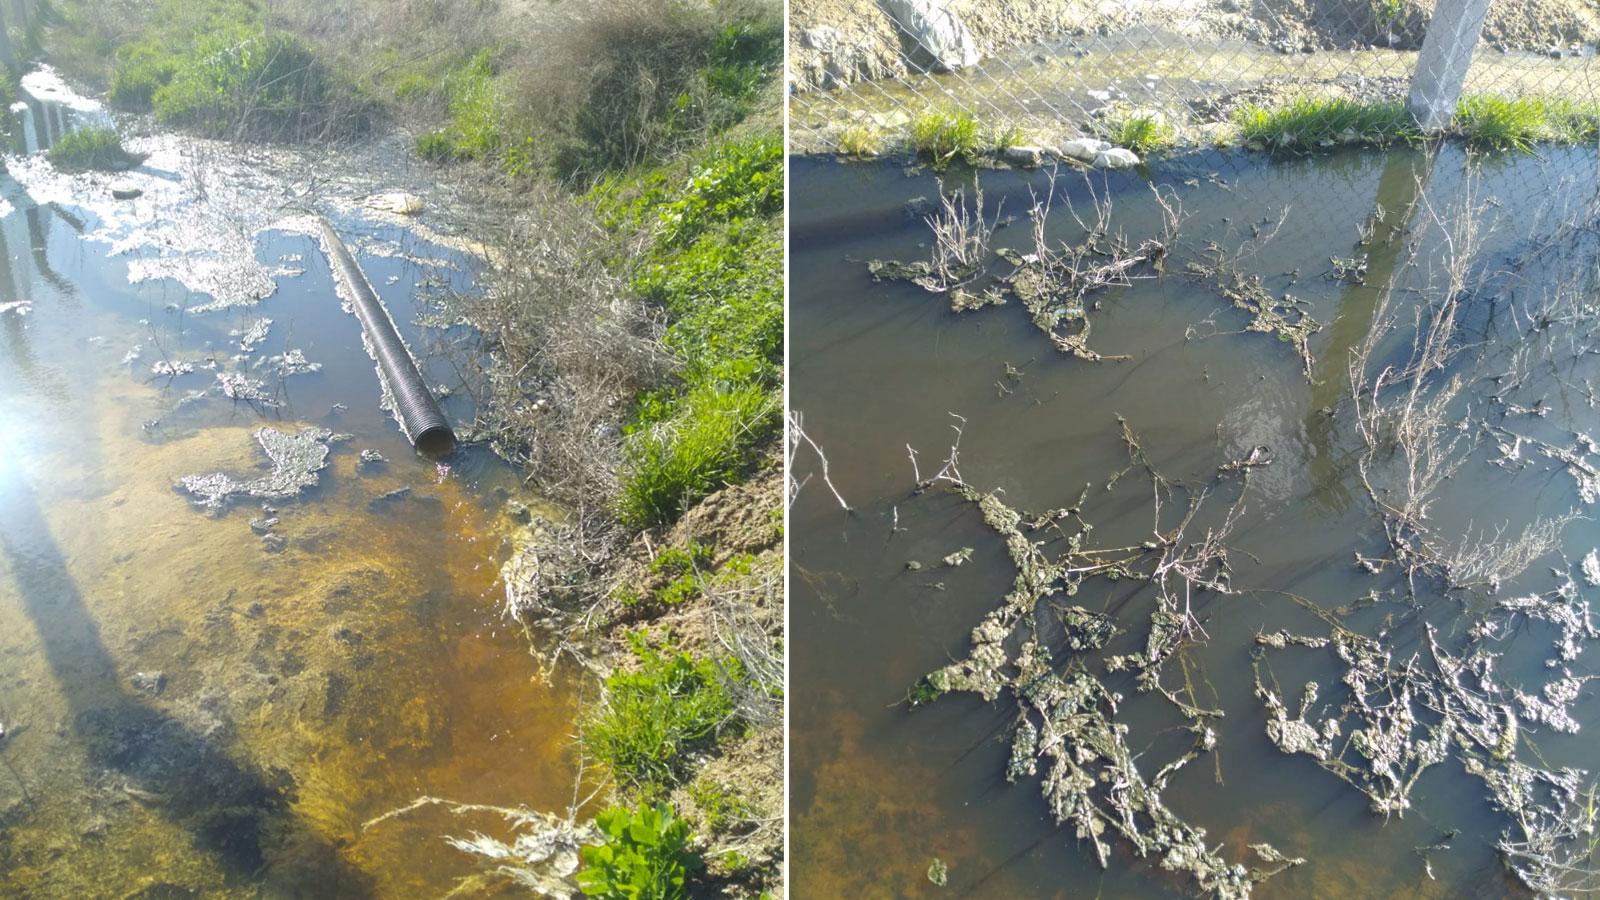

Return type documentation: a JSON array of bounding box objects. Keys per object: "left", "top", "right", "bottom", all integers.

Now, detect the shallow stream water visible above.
[
  {"left": 792, "top": 146, "right": 1600, "bottom": 897},
  {"left": 0, "top": 70, "right": 580, "bottom": 897}
]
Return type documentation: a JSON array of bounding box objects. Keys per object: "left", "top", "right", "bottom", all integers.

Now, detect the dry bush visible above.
[{"left": 458, "top": 184, "right": 669, "bottom": 605}]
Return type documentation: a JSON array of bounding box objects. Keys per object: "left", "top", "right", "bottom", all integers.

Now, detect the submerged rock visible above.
[
  {"left": 1093, "top": 148, "right": 1141, "bottom": 168},
  {"left": 179, "top": 427, "right": 334, "bottom": 510},
  {"left": 131, "top": 671, "right": 166, "bottom": 695},
  {"left": 110, "top": 181, "right": 142, "bottom": 200},
  {"left": 1003, "top": 145, "right": 1045, "bottom": 167}
]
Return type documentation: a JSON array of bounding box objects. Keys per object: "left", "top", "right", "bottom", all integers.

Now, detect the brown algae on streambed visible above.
[
  {"left": 792, "top": 146, "right": 1600, "bottom": 897},
  {"left": 0, "top": 81, "right": 583, "bottom": 894}
]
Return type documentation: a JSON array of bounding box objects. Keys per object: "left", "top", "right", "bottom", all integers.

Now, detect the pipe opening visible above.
[{"left": 414, "top": 425, "right": 457, "bottom": 459}]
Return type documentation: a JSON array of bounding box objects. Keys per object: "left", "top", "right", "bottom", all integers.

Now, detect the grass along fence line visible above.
[{"left": 833, "top": 92, "right": 1600, "bottom": 167}]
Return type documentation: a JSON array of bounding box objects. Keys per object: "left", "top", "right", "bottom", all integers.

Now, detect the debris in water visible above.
[
  {"left": 0, "top": 301, "right": 31, "bottom": 316},
  {"left": 358, "top": 449, "right": 386, "bottom": 470},
  {"left": 216, "top": 372, "right": 282, "bottom": 406},
  {"left": 907, "top": 418, "right": 1291, "bottom": 897},
  {"left": 262, "top": 348, "right": 321, "bottom": 376},
  {"left": 130, "top": 671, "right": 166, "bottom": 695},
  {"left": 927, "top": 858, "right": 948, "bottom": 886},
  {"left": 178, "top": 426, "right": 333, "bottom": 510},
  {"left": 941, "top": 547, "right": 973, "bottom": 567},
  {"left": 233, "top": 318, "right": 272, "bottom": 352},
  {"left": 151, "top": 360, "right": 195, "bottom": 377}
]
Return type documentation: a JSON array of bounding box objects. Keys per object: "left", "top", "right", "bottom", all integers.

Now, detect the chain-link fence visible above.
[{"left": 789, "top": 0, "right": 1600, "bottom": 156}]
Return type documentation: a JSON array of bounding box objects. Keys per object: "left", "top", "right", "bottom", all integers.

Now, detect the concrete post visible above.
[{"left": 1406, "top": 0, "right": 1493, "bottom": 130}]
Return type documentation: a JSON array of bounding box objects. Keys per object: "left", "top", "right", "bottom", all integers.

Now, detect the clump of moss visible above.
[{"left": 47, "top": 127, "right": 144, "bottom": 172}]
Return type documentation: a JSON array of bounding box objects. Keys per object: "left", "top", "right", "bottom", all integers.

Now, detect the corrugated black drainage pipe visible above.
[{"left": 318, "top": 218, "right": 456, "bottom": 458}]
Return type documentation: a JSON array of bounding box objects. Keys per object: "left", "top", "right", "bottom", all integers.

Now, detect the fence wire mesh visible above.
[{"left": 789, "top": 0, "right": 1600, "bottom": 158}]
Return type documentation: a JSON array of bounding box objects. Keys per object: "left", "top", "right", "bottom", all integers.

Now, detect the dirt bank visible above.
[{"left": 790, "top": 0, "right": 1600, "bottom": 91}]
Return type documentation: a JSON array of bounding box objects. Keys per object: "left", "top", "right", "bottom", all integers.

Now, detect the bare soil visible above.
[{"left": 790, "top": 0, "right": 1600, "bottom": 91}]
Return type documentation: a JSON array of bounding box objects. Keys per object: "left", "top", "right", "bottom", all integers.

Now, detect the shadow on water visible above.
[{"left": 0, "top": 467, "right": 375, "bottom": 896}]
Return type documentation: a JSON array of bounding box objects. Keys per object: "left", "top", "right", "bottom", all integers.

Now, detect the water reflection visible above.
[{"left": 0, "top": 466, "right": 375, "bottom": 894}]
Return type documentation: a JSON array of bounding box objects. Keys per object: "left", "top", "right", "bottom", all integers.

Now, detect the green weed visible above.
[
  {"left": 836, "top": 123, "right": 878, "bottom": 156},
  {"left": 577, "top": 802, "right": 701, "bottom": 899},
  {"left": 583, "top": 632, "right": 739, "bottom": 790},
  {"left": 1449, "top": 94, "right": 1600, "bottom": 150},
  {"left": 1104, "top": 110, "right": 1175, "bottom": 154}
]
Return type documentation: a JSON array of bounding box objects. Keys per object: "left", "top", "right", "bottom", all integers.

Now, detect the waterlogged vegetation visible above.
[
  {"left": 792, "top": 145, "right": 1600, "bottom": 896},
  {"left": 44, "top": 125, "right": 143, "bottom": 171}
]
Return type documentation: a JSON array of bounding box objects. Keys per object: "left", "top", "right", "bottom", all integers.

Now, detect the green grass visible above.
[
  {"left": 600, "top": 132, "right": 783, "bottom": 531},
  {"left": 46, "top": 128, "right": 144, "bottom": 172},
  {"left": 583, "top": 632, "right": 740, "bottom": 791},
  {"left": 1103, "top": 110, "right": 1176, "bottom": 155},
  {"left": 101, "top": 0, "right": 366, "bottom": 141},
  {"left": 1453, "top": 95, "right": 1600, "bottom": 150},
  {"left": 1233, "top": 96, "right": 1417, "bottom": 151},
  {"left": 910, "top": 110, "right": 981, "bottom": 169},
  {"left": 618, "top": 381, "right": 780, "bottom": 531}
]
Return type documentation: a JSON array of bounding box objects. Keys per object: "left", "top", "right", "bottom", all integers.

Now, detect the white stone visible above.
[
  {"left": 882, "top": 0, "right": 981, "bottom": 70},
  {"left": 800, "top": 26, "right": 841, "bottom": 51},
  {"left": 1093, "top": 148, "right": 1141, "bottom": 168},
  {"left": 1059, "top": 137, "right": 1110, "bottom": 161}
]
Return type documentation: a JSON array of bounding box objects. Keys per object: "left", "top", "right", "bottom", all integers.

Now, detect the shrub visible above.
[
  {"left": 47, "top": 127, "right": 144, "bottom": 172},
  {"left": 910, "top": 110, "right": 980, "bottom": 168},
  {"left": 618, "top": 381, "right": 779, "bottom": 530},
  {"left": 414, "top": 129, "right": 454, "bottom": 162},
  {"left": 109, "top": 44, "right": 179, "bottom": 110},
  {"left": 517, "top": 0, "right": 780, "bottom": 182},
  {"left": 576, "top": 802, "right": 700, "bottom": 900},
  {"left": 152, "top": 28, "right": 360, "bottom": 140},
  {"left": 583, "top": 632, "right": 738, "bottom": 789}
]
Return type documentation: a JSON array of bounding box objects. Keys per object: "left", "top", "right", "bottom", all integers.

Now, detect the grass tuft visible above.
[
  {"left": 910, "top": 109, "right": 981, "bottom": 169},
  {"left": 836, "top": 123, "right": 878, "bottom": 157},
  {"left": 47, "top": 127, "right": 144, "bottom": 172},
  {"left": 1453, "top": 94, "right": 1600, "bottom": 150},
  {"left": 1103, "top": 110, "right": 1176, "bottom": 155},
  {"left": 618, "top": 381, "right": 779, "bottom": 531}
]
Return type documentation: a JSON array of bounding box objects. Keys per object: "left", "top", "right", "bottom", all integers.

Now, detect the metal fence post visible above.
[{"left": 1406, "top": 0, "right": 1493, "bottom": 130}]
